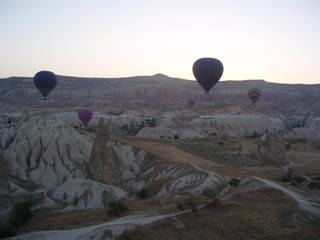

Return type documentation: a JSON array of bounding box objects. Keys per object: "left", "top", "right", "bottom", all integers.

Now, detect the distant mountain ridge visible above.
[{"left": 0, "top": 74, "right": 319, "bottom": 116}]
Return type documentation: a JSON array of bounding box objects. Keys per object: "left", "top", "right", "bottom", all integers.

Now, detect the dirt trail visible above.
[
  {"left": 11, "top": 208, "right": 195, "bottom": 240},
  {"left": 286, "top": 151, "right": 320, "bottom": 174},
  {"left": 253, "top": 177, "right": 320, "bottom": 216},
  {"left": 114, "top": 137, "right": 283, "bottom": 180}
]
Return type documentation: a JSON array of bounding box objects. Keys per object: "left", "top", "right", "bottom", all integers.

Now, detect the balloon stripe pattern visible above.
[
  {"left": 77, "top": 109, "right": 93, "bottom": 127},
  {"left": 34, "top": 71, "right": 57, "bottom": 98},
  {"left": 248, "top": 88, "right": 261, "bottom": 104},
  {"left": 193, "top": 58, "right": 224, "bottom": 93}
]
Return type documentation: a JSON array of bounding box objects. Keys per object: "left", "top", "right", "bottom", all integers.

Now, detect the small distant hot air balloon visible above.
[
  {"left": 248, "top": 88, "right": 261, "bottom": 104},
  {"left": 34, "top": 71, "right": 57, "bottom": 100},
  {"left": 192, "top": 58, "right": 224, "bottom": 93},
  {"left": 77, "top": 109, "right": 93, "bottom": 127}
]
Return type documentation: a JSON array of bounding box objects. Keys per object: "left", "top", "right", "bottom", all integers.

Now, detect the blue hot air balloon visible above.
[{"left": 34, "top": 71, "right": 57, "bottom": 100}]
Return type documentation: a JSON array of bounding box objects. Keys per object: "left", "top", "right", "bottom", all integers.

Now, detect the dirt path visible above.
[
  {"left": 253, "top": 177, "right": 320, "bottom": 216},
  {"left": 11, "top": 208, "right": 195, "bottom": 240},
  {"left": 115, "top": 137, "right": 283, "bottom": 180}
]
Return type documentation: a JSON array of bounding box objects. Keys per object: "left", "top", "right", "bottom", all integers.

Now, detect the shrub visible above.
[
  {"left": 184, "top": 194, "right": 198, "bottom": 213},
  {"left": 0, "top": 224, "right": 17, "bottom": 238},
  {"left": 107, "top": 200, "right": 129, "bottom": 218},
  {"left": 247, "top": 131, "right": 262, "bottom": 138},
  {"left": 207, "top": 194, "right": 220, "bottom": 209},
  {"left": 176, "top": 201, "right": 185, "bottom": 210},
  {"left": 28, "top": 194, "right": 44, "bottom": 206},
  {"left": 281, "top": 168, "right": 293, "bottom": 182},
  {"left": 83, "top": 190, "right": 89, "bottom": 207},
  {"left": 73, "top": 195, "right": 79, "bottom": 207},
  {"left": 229, "top": 178, "right": 241, "bottom": 187},
  {"left": 8, "top": 194, "right": 45, "bottom": 229},
  {"left": 202, "top": 188, "right": 217, "bottom": 199},
  {"left": 63, "top": 192, "right": 68, "bottom": 201},
  {"left": 291, "top": 175, "right": 305, "bottom": 186},
  {"left": 136, "top": 188, "right": 148, "bottom": 199},
  {"left": 9, "top": 200, "right": 33, "bottom": 228},
  {"left": 102, "top": 189, "right": 116, "bottom": 208},
  {"left": 101, "top": 190, "right": 108, "bottom": 208},
  {"left": 191, "top": 200, "right": 198, "bottom": 213}
]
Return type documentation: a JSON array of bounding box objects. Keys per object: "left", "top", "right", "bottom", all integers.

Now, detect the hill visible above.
[{"left": 1, "top": 74, "right": 319, "bottom": 115}]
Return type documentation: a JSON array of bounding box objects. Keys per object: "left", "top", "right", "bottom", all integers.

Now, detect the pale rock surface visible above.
[
  {"left": 291, "top": 117, "right": 320, "bottom": 140},
  {"left": 49, "top": 111, "right": 153, "bottom": 135},
  {"left": 138, "top": 114, "right": 284, "bottom": 139},
  {"left": 53, "top": 178, "right": 127, "bottom": 210},
  {"left": 0, "top": 117, "right": 93, "bottom": 189}
]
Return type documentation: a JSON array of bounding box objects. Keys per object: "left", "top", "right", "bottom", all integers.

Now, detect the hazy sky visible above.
[{"left": 1, "top": 0, "right": 319, "bottom": 84}]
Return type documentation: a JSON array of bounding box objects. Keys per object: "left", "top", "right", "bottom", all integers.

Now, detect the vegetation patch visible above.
[
  {"left": 229, "top": 178, "right": 241, "bottom": 187},
  {"left": 136, "top": 188, "right": 148, "bottom": 199},
  {"left": 8, "top": 194, "right": 44, "bottom": 231},
  {"left": 107, "top": 200, "right": 129, "bottom": 218}
]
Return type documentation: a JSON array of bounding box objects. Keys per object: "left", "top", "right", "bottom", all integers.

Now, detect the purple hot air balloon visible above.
[{"left": 77, "top": 109, "right": 93, "bottom": 127}]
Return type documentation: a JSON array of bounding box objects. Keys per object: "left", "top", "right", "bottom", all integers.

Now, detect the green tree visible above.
[
  {"left": 101, "top": 189, "right": 116, "bottom": 208},
  {"left": 73, "top": 194, "right": 79, "bottom": 207},
  {"left": 107, "top": 200, "right": 129, "bottom": 218}
]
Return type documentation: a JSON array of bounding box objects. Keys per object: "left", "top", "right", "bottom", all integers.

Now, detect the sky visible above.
[{"left": 0, "top": 0, "right": 319, "bottom": 84}]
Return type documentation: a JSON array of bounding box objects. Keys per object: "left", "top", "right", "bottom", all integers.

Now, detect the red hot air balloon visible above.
[
  {"left": 192, "top": 58, "right": 224, "bottom": 93},
  {"left": 77, "top": 109, "right": 93, "bottom": 127},
  {"left": 248, "top": 88, "right": 261, "bottom": 104}
]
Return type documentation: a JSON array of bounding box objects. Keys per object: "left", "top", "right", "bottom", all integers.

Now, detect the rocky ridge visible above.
[{"left": 1, "top": 75, "right": 320, "bottom": 116}]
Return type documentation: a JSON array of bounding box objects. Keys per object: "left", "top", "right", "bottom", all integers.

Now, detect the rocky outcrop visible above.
[
  {"left": 290, "top": 117, "right": 320, "bottom": 140},
  {"left": 111, "top": 142, "right": 228, "bottom": 196},
  {"left": 50, "top": 112, "right": 154, "bottom": 136},
  {"left": 258, "top": 131, "right": 286, "bottom": 167},
  {"left": 0, "top": 117, "right": 93, "bottom": 189},
  {"left": 191, "top": 114, "right": 283, "bottom": 138},
  {"left": 52, "top": 178, "right": 127, "bottom": 210},
  {"left": 0, "top": 113, "right": 227, "bottom": 211},
  {"left": 88, "top": 119, "right": 124, "bottom": 188},
  {"left": 283, "top": 116, "right": 308, "bottom": 130},
  {"left": 138, "top": 114, "right": 284, "bottom": 139}
]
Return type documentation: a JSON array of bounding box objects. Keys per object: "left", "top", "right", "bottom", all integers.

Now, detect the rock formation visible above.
[
  {"left": 258, "top": 131, "right": 286, "bottom": 167},
  {"left": 291, "top": 117, "right": 320, "bottom": 140},
  {"left": 87, "top": 118, "right": 124, "bottom": 188},
  {"left": 52, "top": 178, "right": 127, "bottom": 210},
  {"left": 0, "top": 117, "right": 93, "bottom": 189},
  {"left": 138, "top": 114, "right": 284, "bottom": 139}
]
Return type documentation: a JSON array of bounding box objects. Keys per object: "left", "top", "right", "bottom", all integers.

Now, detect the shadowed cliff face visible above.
[{"left": 1, "top": 75, "right": 319, "bottom": 116}]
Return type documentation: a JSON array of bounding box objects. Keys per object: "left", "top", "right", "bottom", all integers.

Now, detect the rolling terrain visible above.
[
  {"left": 1, "top": 74, "right": 320, "bottom": 116},
  {"left": 0, "top": 75, "right": 320, "bottom": 239}
]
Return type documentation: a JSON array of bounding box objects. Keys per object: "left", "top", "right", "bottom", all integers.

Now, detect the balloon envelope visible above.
[
  {"left": 77, "top": 109, "right": 93, "bottom": 126},
  {"left": 248, "top": 88, "right": 261, "bottom": 104},
  {"left": 34, "top": 71, "right": 57, "bottom": 98},
  {"left": 192, "top": 58, "right": 224, "bottom": 93}
]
